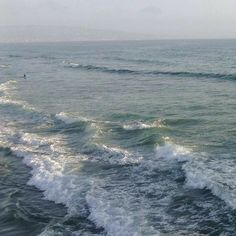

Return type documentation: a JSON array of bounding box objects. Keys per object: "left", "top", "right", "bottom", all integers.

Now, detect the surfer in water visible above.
[{"left": 24, "top": 74, "right": 26, "bottom": 79}]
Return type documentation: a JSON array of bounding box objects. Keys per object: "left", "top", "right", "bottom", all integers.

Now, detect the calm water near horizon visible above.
[{"left": 0, "top": 39, "right": 236, "bottom": 235}]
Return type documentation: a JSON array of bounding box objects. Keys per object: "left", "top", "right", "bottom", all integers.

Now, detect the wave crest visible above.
[
  {"left": 0, "top": 64, "right": 10, "bottom": 68},
  {"left": 123, "top": 120, "right": 165, "bottom": 130},
  {"left": 0, "top": 80, "right": 36, "bottom": 110},
  {"left": 183, "top": 158, "right": 236, "bottom": 209},
  {"left": 65, "top": 62, "right": 236, "bottom": 80},
  {"left": 55, "top": 112, "right": 92, "bottom": 124},
  {"left": 154, "top": 142, "right": 236, "bottom": 210}
]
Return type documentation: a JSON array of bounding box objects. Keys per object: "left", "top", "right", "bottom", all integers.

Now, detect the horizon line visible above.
[{"left": 0, "top": 37, "right": 236, "bottom": 44}]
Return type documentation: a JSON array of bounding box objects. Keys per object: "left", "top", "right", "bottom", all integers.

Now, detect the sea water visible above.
[{"left": 0, "top": 40, "right": 236, "bottom": 235}]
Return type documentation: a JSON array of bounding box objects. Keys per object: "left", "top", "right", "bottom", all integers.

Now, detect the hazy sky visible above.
[{"left": 1, "top": 0, "right": 236, "bottom": 39}]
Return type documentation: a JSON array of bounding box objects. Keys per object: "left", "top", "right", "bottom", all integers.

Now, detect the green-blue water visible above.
[{"left": 0, "top": 40, "right": 236, "bottom": 235}]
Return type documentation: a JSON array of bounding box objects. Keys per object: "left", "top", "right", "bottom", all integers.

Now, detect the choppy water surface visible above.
[{"left": 0, "top": 40, "right": 236, "bottom": 236}]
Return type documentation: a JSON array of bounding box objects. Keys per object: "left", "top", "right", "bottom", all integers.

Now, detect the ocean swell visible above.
[{"left": 65, "top": 62, "right": 236, "bottom": 80}]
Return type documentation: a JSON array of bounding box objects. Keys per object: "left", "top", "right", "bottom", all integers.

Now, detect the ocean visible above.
[{"left": 0, "top": 39, "right": 236, "bottom": 236}]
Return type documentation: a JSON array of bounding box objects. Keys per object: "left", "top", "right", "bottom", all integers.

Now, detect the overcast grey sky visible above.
[{"left": 1, "top": 0, "right": 236, "bottom": 39}]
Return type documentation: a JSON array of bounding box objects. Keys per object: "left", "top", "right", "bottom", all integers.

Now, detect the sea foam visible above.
[
  {"left": 0, "top": 64, "right": 10, "bottom": 68},
  {"left": 155, "top": 141, "right": 236, "bottom": 210},
  {"left": 0, "top": 80, "right": 35, "bottom": 110},
  {"left": 183, "top": 158, "right": 236, "bottom": 209},
  {"left": 55, "top": 112, "right": 89, "bottom": 124},
  {"left": 0, "top": 119, "right": 149, "bottom": 235},
  {"left": 86, "top": 186, "right": 159, "bottom": 236},
  {"left": 122, "top": 120, "right": 165, "bottom": 130}
]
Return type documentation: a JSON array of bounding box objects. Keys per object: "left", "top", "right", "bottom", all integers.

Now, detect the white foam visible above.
[
  {"left": 156, "top": 142, "right": 191, "bottom": 162},
  {"left": 0, "top": 80, "right": 17, "bottom": 93},
  {"left": 101, "top": 144, "right": 143, "bottom": 165},
  {"left": 3, "top": 106, "right": 236, "bottom": 224},
  {"left": 20, "top": 133, "right": 51, "bottom": 146},
  {"left": 0, "top": 80, "right": 36, "bottom": 110},
  {"left": 55, "top": 112, "right": 89, "bottom": 124},
  {"left": 155, "top": 141, "right": 236, "bottom": 210},
  {"left": 68, "top": 62, "right": 79, "bottom": 67},
  {"left": 86, "top": 185, "right": 159, "bottom": 236},
  {"left": 2, "top": 96, "right": 235, "bottom": 235},
  {"left": 123, "top": 120, "right": 165, "bottom": 130},
  {"left": 0, "top": 96, "right": 36, "bottom": 111},
  {"left": 2, "top": 125, "right": 150, "bottom": 235},
  {"left": 6, "top": 131, "right": 89, "bottom": 216},
  {"left": 82, "top": 143, "right": 143, "bottom": 165},
  {"left": 0, "top": 64, "right": 9, "bottom": 68},
  {"left": 0, "top": 96, "right": 26, "bottom": 106},
  {"left": 11, "top": 132, "right": 149, "bottom": 235},
  {"left": 183, "top": 159, "right": 236, "bottom": 209}
]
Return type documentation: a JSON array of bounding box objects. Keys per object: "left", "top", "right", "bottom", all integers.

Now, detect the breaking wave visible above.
[
  {"left": 0, "top": 122, "right": 149, "bottom": 235},
  {"left": 183, "top": 158, "right": 236, "bottom": 209},
  {"left": 0, "top": 80, "right": 35, "bottom": 110},
  {"left": 1, "top": 114, "right": 235, "bottom": 236},
  {"left": 56, "top": 112, "right": 165, "bottom": 132},
  {"left": 55, "top": 112, "right": 89, "bottom": 124},
  {"left": 122, "top": 120, "right": 165, "bottom": 130},
  {"left": 0, "top": 80, "right": 17, "bottom": 92},
  {"left": 0, "top": 64, "right": 10, "bottom": 68},
  {"left": 155, "top": 142, "right": 236, "bottom": 210},
  {"left": 82, "top": 143, "right": 142, "bottom": 165}
]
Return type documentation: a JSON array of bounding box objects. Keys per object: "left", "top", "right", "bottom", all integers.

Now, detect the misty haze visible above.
[{"left": 0, "top": 0, "right": 236, "bottom": 42}]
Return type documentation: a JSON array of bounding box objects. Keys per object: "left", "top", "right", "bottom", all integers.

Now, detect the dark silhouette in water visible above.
[{"left": 24, "top": 74, "right": 26, "bottom": 79}]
